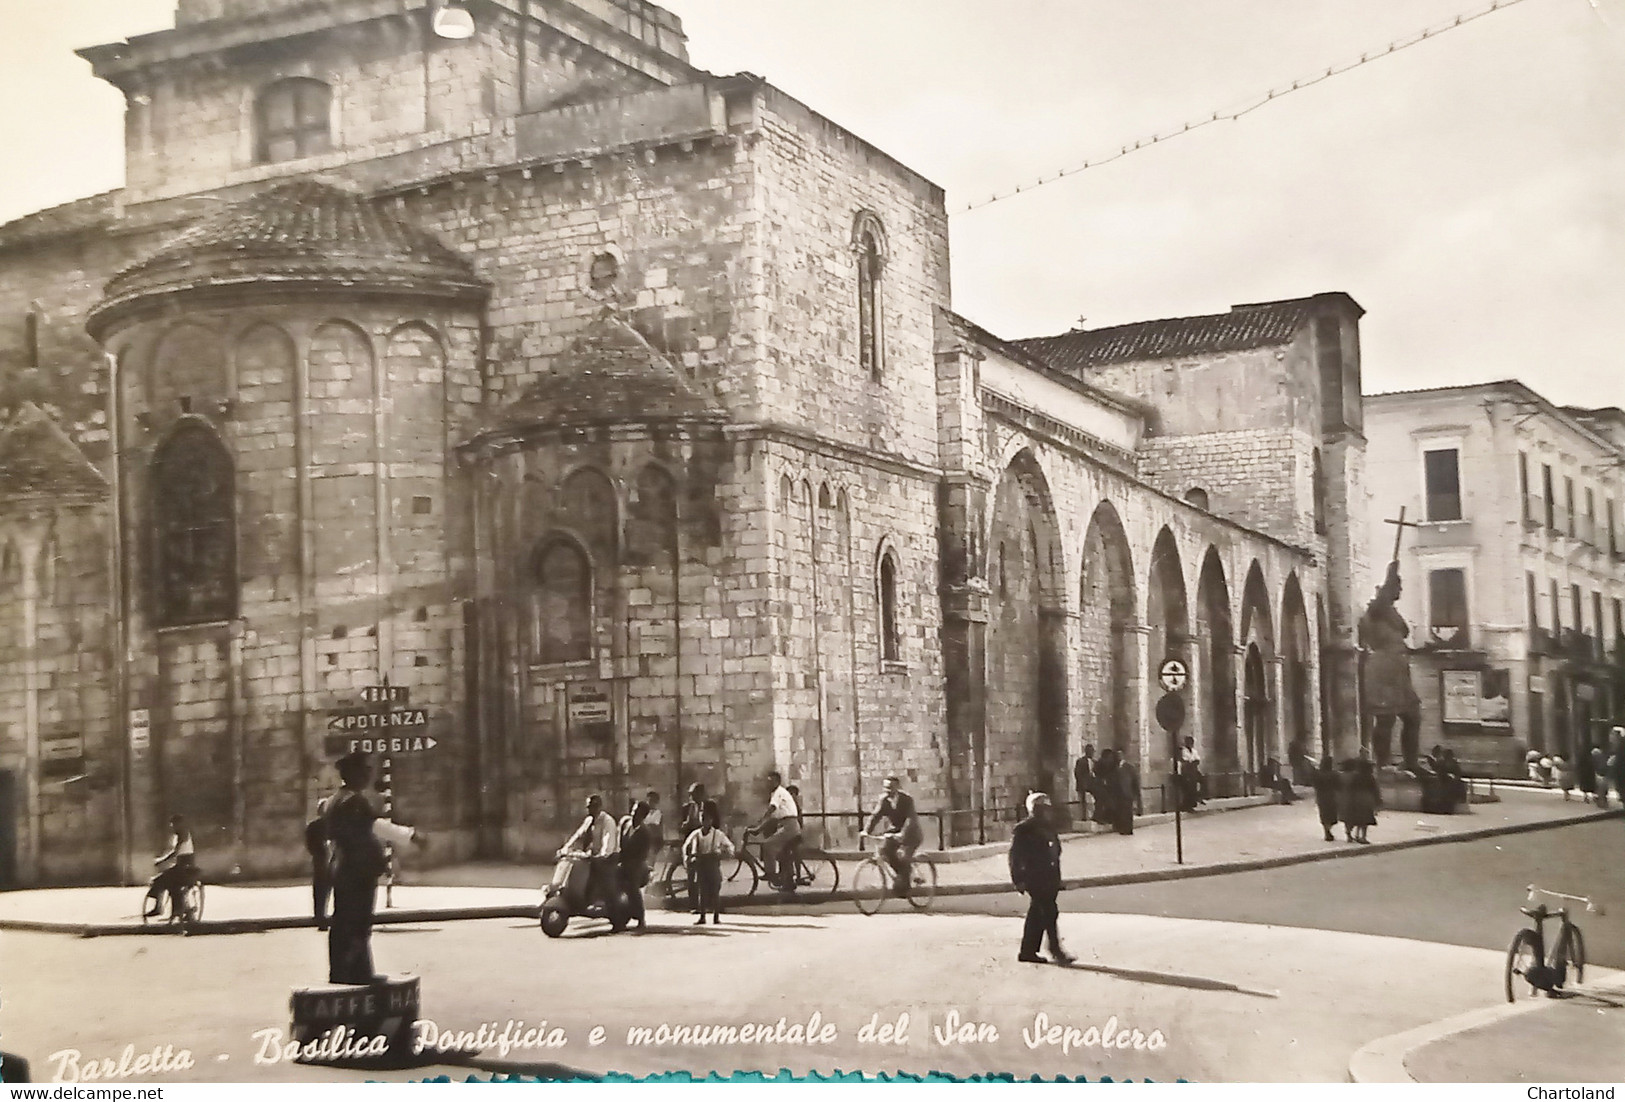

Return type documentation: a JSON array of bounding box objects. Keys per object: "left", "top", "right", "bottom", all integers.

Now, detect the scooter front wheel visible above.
[{"left": 540, "top": 902, "right": 569, "bottom": 938}]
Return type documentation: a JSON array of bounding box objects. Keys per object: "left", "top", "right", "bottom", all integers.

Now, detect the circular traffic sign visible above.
[
  {"left": 1154, "top": 691, "right": 1186, "bottom": 735},
  {"left": 1158, "top": 657, "right": 1188, "bottom": 693}
]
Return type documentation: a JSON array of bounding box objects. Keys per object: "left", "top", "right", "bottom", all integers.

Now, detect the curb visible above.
[
  {"left": 705, "top": 806, "right": 1625, "bottom": 911},
  {"left": 1348, "top": 973, "right": 1625, "bottom": 1083},
  {"left": 0, "top": 904, "right": 541, "bottom": 938}
]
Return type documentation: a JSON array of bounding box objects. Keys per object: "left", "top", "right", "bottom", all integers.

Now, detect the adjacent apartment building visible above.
[{"left": 1365, "top": 382, "right": 1625, "bottom": 776}]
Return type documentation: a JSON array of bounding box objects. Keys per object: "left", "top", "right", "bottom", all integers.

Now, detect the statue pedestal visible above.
[
  {"left": 290, "top": 975, "right": 419, "bottom": 1064},
  {"left": 1376, "top": 768, "right": 1424, "bottom": 813}
]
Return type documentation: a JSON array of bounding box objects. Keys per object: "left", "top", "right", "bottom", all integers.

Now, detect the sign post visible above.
[
  {"left": 1156, "top": 657, "right": 1190, "bottom": 865},
  {"left": 326, "top": 680, "right": 435, "bottom": 908}
]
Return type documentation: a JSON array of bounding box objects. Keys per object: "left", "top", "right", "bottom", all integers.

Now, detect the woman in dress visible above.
[
  {"left": 1312, "top": 755, "right": 1341, "bottom": 842},
  {"left": 1112, "top": 753, "right": 1140, "bottom": 835},
  {"left": 1343, "top": 754, "right": 1380, "bottom": 844}
]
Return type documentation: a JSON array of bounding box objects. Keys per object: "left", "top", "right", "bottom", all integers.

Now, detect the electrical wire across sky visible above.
[{"left": 953, "top": 0, "right": 1539, "bottom": 215}]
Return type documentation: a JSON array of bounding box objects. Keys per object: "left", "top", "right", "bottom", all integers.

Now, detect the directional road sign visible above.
[
  {"left": 324, "top": 733, "right": 439, "bottom": 757},
  {"left": 327, "top": 708, "right": 429, "bottom": 732}
]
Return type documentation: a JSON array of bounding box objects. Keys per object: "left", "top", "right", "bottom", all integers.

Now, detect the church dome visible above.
[
  {"left": 88, "top": 179, "right": 485, "bottom": 337},
  {"left": 474, "top": 310, "right": 725, "bottom": 443}
]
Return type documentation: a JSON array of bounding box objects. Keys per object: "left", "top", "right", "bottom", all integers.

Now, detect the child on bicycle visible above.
[
  {"left": 144, "top": 815, "right": 196, "bottom": 919},
  {"left": 682, "top": 802, "right": 734, "bottom": 924}
]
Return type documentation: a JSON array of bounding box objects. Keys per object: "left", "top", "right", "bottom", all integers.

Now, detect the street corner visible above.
[{"left": 1349, "top": 973, "right": 1625, "bottom": 1084}]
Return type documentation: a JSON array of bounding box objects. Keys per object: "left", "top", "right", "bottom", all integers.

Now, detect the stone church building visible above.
[{"left": 0, "top": 0, "right": 1367, "bottom": 886}]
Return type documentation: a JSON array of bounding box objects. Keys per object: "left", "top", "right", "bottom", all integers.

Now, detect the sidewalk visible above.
[
  {"left": 1351, "top": 973, "right": 1625, "bottom": 1083},
  {"left": 0, "top": 786, "right": 1613, "bottom": 935}
]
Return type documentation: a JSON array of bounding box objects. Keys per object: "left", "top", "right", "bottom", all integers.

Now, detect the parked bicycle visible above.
[
  {"left": 1505, "top": 885, "right": 1600, "bottom": 1002},
  {"left": 141, "top": 871, "right": 205, "bottom": 928},
  {"left": 852, "top": 832, "right": 937, "bottom": 915},
  {"left": 725, "top": 831, "right": 839, "bottom": 899},
  {"left": 658, "top": 842, "right": 691, "bottom": 905}
]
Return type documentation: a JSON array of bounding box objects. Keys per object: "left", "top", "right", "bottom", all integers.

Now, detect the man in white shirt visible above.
[
  {"left": 559, "top": 794, "right": 620, "bottom": 903},
  {"left": 752, "top": 771, "right": 802, "bottom": 891}
]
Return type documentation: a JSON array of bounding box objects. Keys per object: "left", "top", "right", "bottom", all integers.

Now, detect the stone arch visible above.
[
  {"left": 876, "top": 538, "right": 902, "bottom": 665},
  {"left": 308, "top": 320, "right": 376, "bottom": 469},
  {"left": 149, "top": 323, "right": 228, "bottom": 418},
  {"left": 1281, "top": 573, "right": 1314, "bottom": 760},
  {"left": 1240, "top": 561, "right": 1277, "bottom": 778},
  {"left": 1198, "top": 548, "right": 1238, "bottom": 781},
  {"left": 1078, "top": 501, "right": 1137, "bottom": 765},
  {"left": 626, "top": 462, "right": 678, "bottom": 567},
  {"left": 985, "top": 448, "right": 1069, "bottom": 819},
  {"left": 1146, "top": 525, "right": 1189, "bottom": 675},
  {"left": 555, "top": 465, "right": 618, "bottom": 565}
]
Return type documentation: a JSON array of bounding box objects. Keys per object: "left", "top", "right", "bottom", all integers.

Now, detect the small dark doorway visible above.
[{"left": 1244, "top": 644, "right": 1268, "bottom": 783}]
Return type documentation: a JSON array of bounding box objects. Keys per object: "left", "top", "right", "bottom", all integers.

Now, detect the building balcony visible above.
[{"left": 1529, "top": 626, "right": 1561, "bottom": 657}]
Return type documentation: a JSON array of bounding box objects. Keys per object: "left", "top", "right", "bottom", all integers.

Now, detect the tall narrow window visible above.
[
  {"left": 1613, "top": 597, "right": 1622, "bottom": 645},
  {"left": 1610, "top": 499, "right": 1618, "bottom": 555},
  {"left": 533, "top": 538, "right": 592, "bottom": 664},
  {"left": 1526, "top": 572, "right": 1538, "bottom": 629},
  {"left": 1427, "top": 568, "right": 1468, "bottom": 647},
  {"left": 1566, "top": 477, "right": 1577, "bottom": 537},
  {"left": 1586, "top": 488, "right": 1597, "bottom": 546},
  {"left": 1593, "top": 591, "right": 1604, "bottom": 654},
  {"left": 1423, "top": 449, "right": 1462, "bottom": 521},
  {"left": 255, "top": 78, "right": 332, "bottom": 164},
  {"left": 1551, "top": 579, "right": 1562, "bottom": 632},
  {"left": 1311, "top": 448, "right": 1327, "bottom": 535},
  {"left": 1543, "top": 464, "right": 1556, "bottom": 530},
  {"left": 153, "top": 422, "right": 238, "bottom": 626},
  {"left": 879, "top": 551, "right": 900, "bottom": 663},
  {"left": 1518, "top": 452, "right": 1531, "bottom": 524},
  {"left": 852, "top": 212, "right": 886, "bottom": 380},
  {"left": 1571, "top": 584, "right": 1584, "bottom": 636}
]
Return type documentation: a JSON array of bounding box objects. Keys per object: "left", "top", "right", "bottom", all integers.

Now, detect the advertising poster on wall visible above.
[{"left": 1440, "top": 670, "right": 1481, "bottom": 726}]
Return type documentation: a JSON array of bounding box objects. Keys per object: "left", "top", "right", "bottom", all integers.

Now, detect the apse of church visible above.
[{"left": 0, "top": 0, "right": 1366, "bottom": 884}]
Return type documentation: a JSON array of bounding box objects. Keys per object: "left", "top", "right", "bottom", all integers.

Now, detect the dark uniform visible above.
[
  {"left": 321, "top": 787, "right": 390, "bottom": 985},
  {"left": 1008, "top": 807, "right": 1069, "bottom": 963}
]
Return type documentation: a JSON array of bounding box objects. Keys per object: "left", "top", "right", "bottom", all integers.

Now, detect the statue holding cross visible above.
[{"left": 1358, "top": 507, "right": 1423, "bottom": 769}]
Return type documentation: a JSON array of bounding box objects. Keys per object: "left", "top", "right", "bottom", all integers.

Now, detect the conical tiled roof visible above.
[
  {"left": 89, "top": 180, "right": 485, "bottom": 336},
  {"left": 473, "top": 310, "right": 726, "bottom": 443},
  {"left": 0, "top": 402, "right": 108, "bottom": 506}
]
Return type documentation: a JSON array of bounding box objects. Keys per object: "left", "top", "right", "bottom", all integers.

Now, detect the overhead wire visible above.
[{"left": 954, "top": 0, "right": 1535, "bottom": 215}]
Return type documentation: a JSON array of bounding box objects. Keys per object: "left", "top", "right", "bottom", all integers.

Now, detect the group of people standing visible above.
[
  {"left": 1529, "top": 728, "right": 1625, "bottom": 808},
  {"left": 1072, "top": 745, "right": 1142, "bottom": 835}
]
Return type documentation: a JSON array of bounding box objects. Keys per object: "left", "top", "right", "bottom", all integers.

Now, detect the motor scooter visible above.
[{"left": 540, "top": 854, "right": 637, "bottom": 938}]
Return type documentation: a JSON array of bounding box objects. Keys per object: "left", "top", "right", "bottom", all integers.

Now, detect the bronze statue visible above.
[{"left": 1359, "top": 560, "right": 1422, "bottom": 769}]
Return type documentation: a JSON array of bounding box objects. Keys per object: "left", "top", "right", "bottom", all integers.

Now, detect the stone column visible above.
[{"left": 937, "top": 474, "right": 988, "bottom": 845}]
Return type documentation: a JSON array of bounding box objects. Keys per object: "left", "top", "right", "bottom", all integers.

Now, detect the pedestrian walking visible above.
[
  {"left": 1090, "top": 749, "right": 1118, "bottom": 827},
  {"left": 322, "top": 752, "right": 426, "bottom": 986},
  {"left": 1111, "top": 755, "right": 1140, "bottom": 835},
  {"left": 1610, "top": 729, "right": 1625, "bottom": 806},
  {"left": 682, "top": 801, "right": 734, "bottom": 925},
  {"left": 618, "top": 800, "right": 654, "bottom": 931},
  {"left": 1551, "top": 755, "right": 1573, "bottom": 801},
  {"left": 1312, "top": 755, "right": 1340, "bottom": 841},
  {"left": 1263, "top": 757, "right": 1297, "bottom": 804},
  {"left": 1341, "top": 754, "right": 1380, "bottom": 844},
  {"left": 1073, "top": 745, "right": 1095, "bottom": 822},
  {"left": 1578, "top": 744, "right": 1597, "bottom": 804},
  {"left": 1008, "top": 792, "right": 1073, "bottom": 965},
  {"left": 1591, "top": 747, "right": 1610, "bottom": 809},
  {"left": 305, "top": 797, "right": 332, "bottom": 930}
]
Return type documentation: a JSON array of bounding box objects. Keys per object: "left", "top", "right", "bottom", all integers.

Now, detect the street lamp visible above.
[{"left": 431, "top": 0, "right": 475, "bottom": 40}]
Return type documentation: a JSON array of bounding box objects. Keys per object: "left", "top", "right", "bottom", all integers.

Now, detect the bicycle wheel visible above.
[
  {"left": 727, "top": 853, "right": 760, "bottom": 898},
  {"left": 1555, "top": 924, "right": 1586, "bottom": 989},
  {"left": 800, "top": 855, "right": 839, "bottom": 900},
  {"left": 662, "top": 860, "right": 691, "bottom": 909},
  {"left": 140, "top": 890, "right": 159, "bottom": 926},
  {"left": 185, "top": 882, "right": 205, "bottom": 923},
  {"left": 906, "top": 861, "right": 938, "bottom": 910},
  {"left": 1505, "top": 929, "right": 1541, "bottom": 1002},
  {"left": 852, "top": 859, "right": 888, "bottom": 916}
]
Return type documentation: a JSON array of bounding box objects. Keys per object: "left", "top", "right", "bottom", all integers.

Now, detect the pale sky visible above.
[{"left": 2, "top": 0, "right": 1622, "bottom": 403}]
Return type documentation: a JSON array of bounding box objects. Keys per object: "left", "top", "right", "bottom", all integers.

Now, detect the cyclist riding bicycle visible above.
[
  {"left": 866, "top": 776, "right": 923, "bottom": 895},
  {"left": 747, "top": 771, "right": 801, "bottom": 891},
  {"left": 144, "top": 814, "right": 198, "bottom": 919}
]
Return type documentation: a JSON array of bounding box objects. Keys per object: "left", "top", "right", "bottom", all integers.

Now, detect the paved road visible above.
[
  {"left": 760, "top": 819, "right": 1625, "bottom": 969},
  {"left": 3, "top": 910, "right": 1511, "bottom": 1084}
]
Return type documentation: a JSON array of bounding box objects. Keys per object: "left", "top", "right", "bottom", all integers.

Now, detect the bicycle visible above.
[
  {"left": 1505, "top": 885, "right": 1601, "bottom": 1002},
  {"left": 141, "top": 872, "right": 205, "bottom": 928},
  {"left": 851, "top": 832, "right": 937, "bottom": 915},
  {"left": 727, "top": 830, "right": 839, "bottom": 900},
  {"left": 657, "top": 842, "right": 691, "bottom": 906}
]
